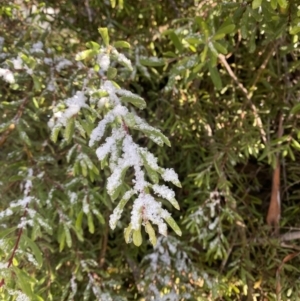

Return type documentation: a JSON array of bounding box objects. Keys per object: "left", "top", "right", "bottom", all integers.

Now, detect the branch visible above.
[
  {"left": 0, "top": 97, "right": 29, "bottom": 147},
  {"left": 218, "top": 54, "right": 267, "bottom": 144},
  {"left": 0, "top": 204, "right": 28, "bottom": 288}
]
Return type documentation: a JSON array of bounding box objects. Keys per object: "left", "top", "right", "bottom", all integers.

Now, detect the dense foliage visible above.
[{"left": 1, "top": 0, "right": 300, "bottom": 300}]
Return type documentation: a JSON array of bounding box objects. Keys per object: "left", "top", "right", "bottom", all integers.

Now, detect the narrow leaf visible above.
[
  {"left": 113, "top": 41, "right": 131, "bottom": 48},
  {"left": 278, "top": 0, "right": 287, "bottom": 8},
  {"left": 87, "top": 213, "right": 95, "bottom": 234},
  {"left": 21, "top": 235, "right": 43, "bottom": 268},
  {"left": 121, "top": 95, "right": 146, "bottom": 109},
  {"left": 133, "top": 229, "right": 142, "bottom": 247},
  {"left": 98, "top": 27, "right": 110, "bottom": 46},
  {"left": 139, "top": 57, "right": 165, "bottom": 67},
  {"left": 209, "top": 64, "right": 222, "bottom": 90},
  {"left": 85, "top": 41, "right": 101, "bottom": 50},
  {"left": 107, "top": 67, "right": 118, "bottom": 80},
  {"left": 169, "top": 31, "right": 183, "bottom": 53},
  {"left": 64, "top": 225, "right": 72, "bottom": 248},
  {"left": 214, "top": 24, "right": 235, "bottom": 39},
  {"left": 252, "top": 0, "right": 262, "bottom": 9},
  {"left": 64, "top": 117, "right": 75, "bottom": 143},
  {"left": 75, "top": 211, "right": 84, "bottom": 231},
  {"left": 124, "top": 223, "right": 133, "bottom": 243},
  {"left": 145, "top": 222, "right": 157, "bottom": 246},
  {"left": 164, "top": 216, "right": 182, "bottom": 236},
  {"left": 75, "top": 49, "right": 97, "bottom": 61}
]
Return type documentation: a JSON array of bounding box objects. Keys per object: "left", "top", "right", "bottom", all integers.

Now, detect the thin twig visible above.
[
  {"left": 0, "top": 203, "right": 28, "bottom": 288},
  {"left": 218, "top": 54, "right": 267, "bottom": 144},
  {"left": 0, "top": 97, "right": 29, "bottom": 147}
]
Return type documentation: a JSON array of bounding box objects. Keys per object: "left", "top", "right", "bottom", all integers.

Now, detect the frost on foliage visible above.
[
  {"left": 55, "top": 58, "right": 72, "bottom": 72},
  {"left": 49, "top": 40, "right": 181, "bottom": 245},
  {"left": 0, "top": 68, "right": 15, "bottom": 83},
  {"left": 98, "top": 53, "right": 110, "bottom": 71},
  {"left": 30, "top": 41, "right": 44, "bottom": 54},
  {"left": 48, "top": 91, "right": 88, "bottom": 128},
  {"left": 12, "top": 56, "right": 23, "bottom": 70},
  {"left": 131, "top": 194, "right": 170, "bottom": 235},
  {"left": 7, "top": 290, "right": 30, "bottom": 301},
  {"left": 140, "top": 236, "right": 201, "bottom": 301},
  {"left": 111, "top": 48, "right": 132, "bottom": 70}
]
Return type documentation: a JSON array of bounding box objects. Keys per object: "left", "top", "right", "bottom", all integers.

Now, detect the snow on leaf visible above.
[
  {"left": 98, "top": 53, "right": 110, "bottom": 71},
  {"left": 56, "top": 59, "right": 72, "bottom": 72},
  {"left": 109, "top": 189, "right": 135, "bottom": 230},
  {"left": 0, "top": 68, "right": 15, "bottom": 83},
  {"left": 161, "top": 168, "right": 181, "bottom": 187},
  {"left": 139, "top": 148, "right": 159, "bottom": 170},
  {"left": 116, "top": 89, "right": 146, "bottom": 109},
  {"left": 152, "top": 184, "right": 179, "bottom": 210}
]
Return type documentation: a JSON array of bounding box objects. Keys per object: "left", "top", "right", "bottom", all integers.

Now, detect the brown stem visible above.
[{"left": 0, "top": 204, "right": 28, "bottom": 288}]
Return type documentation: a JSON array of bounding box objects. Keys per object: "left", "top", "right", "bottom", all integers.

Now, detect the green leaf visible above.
[
  {"left": 145, "top": 222, "right": 157, "bottom": 246},
  {"left": 113, "top": 41, "right": 131, "bottom": 48},
  {"left": 58, "top": 224, "right": 66, "bottom": 252},
  {"left": 0, "top": 227, "right": 17, "bottom": 239},
  {"left": 107, "top": 67, "right": 117, "bottom": 80},
  {"left": 252, "top": 0, "right": 262, "bottom": 9},
  {"left": 98, "top": 27, "right": 110, "bottom": 46},
  {"left": 111, "top": 190, "right": 134, "bottom": 226},
  {"left": 80, "top": 119, "right": 95, "bottom": 136},
  {"left": 118, "top": 0, "right": 124, "bottom": 9},
  {"left": 209, "top": 64, "right": 223, "bottom": 90},
  {"left": 85, "top": 41, "right": 101, "bottom": 50},
  {"left": 75, "top": 211, "right": 84, "bottom": 231},
  {"left": 14, "top": 268, "right": 34, "bottom": 298},
  {"left": 110, "top": 0, "right": 116, "bottom": 8},
  {"left": 291, "top": 103, "right": 300, "bottom": 114},
  {"left": 110, "top": 184, "right": 123, "bottom": 201},
  {"left": 75, "top": 49, "right": 98, "bottom": 61},
  {"left": 64, "top": 225, "right": 72, "bottom": 248},
  {"left": 164, "top": 216, "right": 182, "bottom": 236},
  {"left": 21, "top": 235, "right": 43, "bottom": 268},
  {"left": 214, "top": 24, "right": 235, "bottom": 40},
  {"left": 139, "top": 57, "right": 165, "bottom": 67},
  {"left": 168, "top": 31, "right": 183, "bottom": 53},
  {"left": 291, "top": 139, "right": 300, "bottom": 151},
  {"left": 169, "top": 198, "right": 180, "bottom": 210},
  {"left": 278, "top": 0, "right": 287, "bottom": 8},
  {"left": 19, "top": 130, "right": 32, "bottom": 146},
  {"left": 51, "top": 125, "right": 62, "bottom": 143},
  {"left": 290, "top": 26, "right": 300, "bottom": 35},
  {"left": 80, "top": 160, "right": 88, "bottom": 177},
  {"left": 94, "top": 210, "right": 105, "bottom": 225},
  {"left": 0, "top": 121, "right": 12, "bottom": 134},
  {"left": 132, "top": 228, "right": 142, "bottom": 247},
  {"left": 140, "top": 128, "right": 171, "bottom": 147},
  {"left": 75, "top": 120, "right": 86, "bottom": 139},
  {"left": 73, "top": 160, "right": 80, "bottom": 176},
  {"left": 121, "top": 95, "right": 146, "bottom": 109},
  {"left": 123, "top": 112, "right": 136, "bottom": 127},
  {"left": 145, "top": 165, "right": 159, "bottom": 183},
  {"left": 288, "top": 145, "right": 295, "bottom": 161},
  {"left": 124, "top": 223, "right": 133, "bottom": 243},
  {"left": 91, "top": 90, "right": 109, "bottom": 98},
  {"left": 64, "top": 117, "right": 75, "bottom": 143},
  {"left": 87, "top": 213, "right": 95, "bottom": 234},
  {"left": 270, "top": 0, "right": 277, "bottom": 9},
  {"left": 212, "top": 41, "right": 227, "bottom": 54},
  {"left": 91, "top": 163, "right": 100, "bottom": 175}
]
